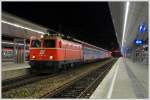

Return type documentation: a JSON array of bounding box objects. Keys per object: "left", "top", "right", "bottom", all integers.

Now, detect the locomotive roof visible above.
[{"left": 37, "top": 34, "right": 110, "bottom": 52}]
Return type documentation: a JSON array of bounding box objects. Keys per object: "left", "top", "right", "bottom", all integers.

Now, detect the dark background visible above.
[{"left": 2, "top": 2, "right": 119, "bottom": 51}]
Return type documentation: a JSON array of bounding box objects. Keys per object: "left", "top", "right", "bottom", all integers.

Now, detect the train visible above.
[
  {"left": 2, "top": 41, "right": 30, "bottom": 62},
  {"left": 29, "top": 34, "right": 112, "bottom": 73}
]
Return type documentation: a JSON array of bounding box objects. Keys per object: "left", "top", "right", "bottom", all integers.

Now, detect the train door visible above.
[{"left": 14, "top": 39, "right": 26, "bottom": 64}]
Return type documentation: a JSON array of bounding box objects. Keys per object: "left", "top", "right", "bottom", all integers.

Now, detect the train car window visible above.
[
  {"left": 31, "top": 40, "right": 41, "bottom": 48},
  {"left": 43, "top": 39, "right": 55, "bottom": 48},
  {"left": 2, "top": 48, "right": 13, "bottom": 59}
]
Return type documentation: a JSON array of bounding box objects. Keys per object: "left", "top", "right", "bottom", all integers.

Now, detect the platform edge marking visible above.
[{"left": 107, "top": 58, "right": 121, "bottom": 99}]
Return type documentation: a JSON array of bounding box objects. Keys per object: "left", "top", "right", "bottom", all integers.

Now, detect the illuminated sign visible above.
[
  {"left": 134, "top": 39, "right": 144, "bottom": 45},
  {"left": 138, "top": 23, "right": 147, "bottom": 33}
]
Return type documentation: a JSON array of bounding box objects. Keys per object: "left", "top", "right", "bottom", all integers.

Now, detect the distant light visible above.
[
  {"left": 2, "top": 20, "right": 45, "bottom": 34},
  {"left": 121, "top": 1, "right": 130, "bottom": 47}
]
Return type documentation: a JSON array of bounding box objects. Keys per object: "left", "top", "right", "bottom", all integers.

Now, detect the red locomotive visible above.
[{"left": 29, "top": 34, "right": 111, "bottom": 73}]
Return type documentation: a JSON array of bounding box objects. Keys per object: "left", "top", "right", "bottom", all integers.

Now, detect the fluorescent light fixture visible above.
[
  {"left": 2, "top": 20, "right": 45, "bottom": 34},
  {"left": 121, "top": 1, "right": 130, "bottom": 47},
  {"left": 2, "top": 41, "right": 14, "bottom": 45},
  {"left": 2, "top": 41, "right": 24, "bottom": 45}
]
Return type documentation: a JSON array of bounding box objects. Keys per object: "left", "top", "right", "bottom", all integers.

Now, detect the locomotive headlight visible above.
[
  {"left": 49, "top": 56, "right": 53, "bottom": 59},
  {"left": 41, "top": 35, "right": 44, "bottom": 38},
  {"left": 32, "top": 56, "right": 35, "bottom": 59}
]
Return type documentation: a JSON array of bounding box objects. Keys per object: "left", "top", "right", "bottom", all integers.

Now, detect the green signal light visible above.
[{"left": 47, "top": 32, "right": 51, "bottom": 34}]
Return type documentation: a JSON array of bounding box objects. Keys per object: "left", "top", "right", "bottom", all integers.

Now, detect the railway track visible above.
[
  {"left": 2, "top": 58, "right": 116, "bottom": 98},
  {"left": 2, "top": 59, "right": 111, "bottom": 93},
  {"left": 44, "top": 59, "right": 116, "bottom": 98},
  {"left": 2, "top": 73, "right": 57, "bottom": 92}
]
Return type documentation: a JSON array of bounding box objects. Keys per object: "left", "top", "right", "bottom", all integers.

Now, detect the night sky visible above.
[{"left": 2, "top": 2, "right": 119, "bottom": 51}]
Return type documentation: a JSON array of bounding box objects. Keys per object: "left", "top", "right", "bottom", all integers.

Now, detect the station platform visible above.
[
  {"left": 2, "top": 62, "right": 30, "bottom": 80},
  {"left": 90, "top": 57, "right": 148, "bottom": 99}
]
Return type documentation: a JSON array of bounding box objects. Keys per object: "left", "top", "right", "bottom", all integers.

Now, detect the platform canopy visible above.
[
  {"left": 109, "top": 2, "right": 148, "bottom": 49},
  {"left": 2, "top": 12, "right": 49, "bottom": 39}
]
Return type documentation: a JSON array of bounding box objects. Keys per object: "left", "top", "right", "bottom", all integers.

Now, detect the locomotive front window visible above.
[
  {"left": 31, "top": 40, "right": 41, "bottom": 48},
  {"left": 43, "top": 39, "right": 55, "bottom": 48}
]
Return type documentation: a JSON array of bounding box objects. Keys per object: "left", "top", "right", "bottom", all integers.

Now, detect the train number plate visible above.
[{"left": 40, "top": 49, "right": 45, "bottom": 55}]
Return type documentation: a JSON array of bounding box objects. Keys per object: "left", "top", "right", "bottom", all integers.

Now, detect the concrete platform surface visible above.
[
  {"left": 2, "top": 61, "right": 30, "bottom": 71},
  {"left": 90, "top": 57, "right": 148, "bottom": 99},
  {"left": 2, "top": 62, "right": 30, "bottom": 80}
]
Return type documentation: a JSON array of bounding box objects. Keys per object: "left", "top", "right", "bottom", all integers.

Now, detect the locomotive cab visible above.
[{"left": 29, "top": 34, "right": 63, "bottom": 72}]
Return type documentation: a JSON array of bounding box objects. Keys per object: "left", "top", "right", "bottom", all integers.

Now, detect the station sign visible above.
[
  {"left": 138, "top": 23, "right": 147, "bottom": 33},
  {"left": 134, "top": 39, "right": 144, "bottom": 45}
]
